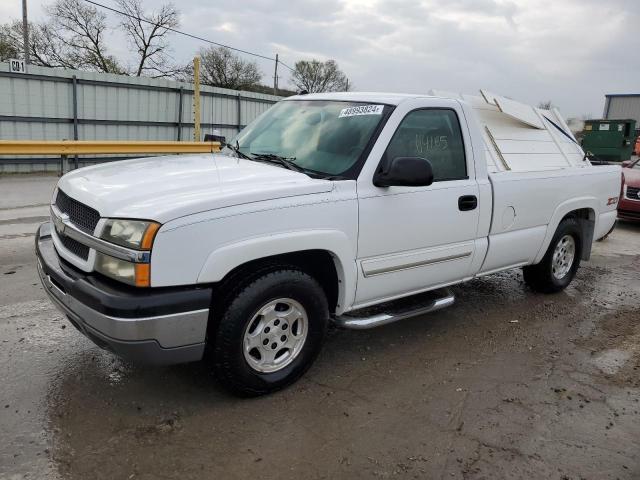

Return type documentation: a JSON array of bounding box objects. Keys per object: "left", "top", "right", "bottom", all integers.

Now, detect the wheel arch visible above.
[
  {"left": 534, "top": 198, "right": 597, "bottom": 264},
  {"left": 197, "top": 230, "right": 356, "bottom": 315}
]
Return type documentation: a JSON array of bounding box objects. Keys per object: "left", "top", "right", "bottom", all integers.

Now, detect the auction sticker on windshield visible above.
[{"left": 339, "top": 105, "right": 384, "bottom": 118}]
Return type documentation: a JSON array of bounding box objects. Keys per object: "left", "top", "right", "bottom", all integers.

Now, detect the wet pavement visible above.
[{"left": 1, "top": 175, "right": 639, "bottom": 479}]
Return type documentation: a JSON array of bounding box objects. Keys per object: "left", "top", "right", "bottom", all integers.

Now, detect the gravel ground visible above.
[{"left": 0, "top": 175, "right": 639, "bottom": 480}]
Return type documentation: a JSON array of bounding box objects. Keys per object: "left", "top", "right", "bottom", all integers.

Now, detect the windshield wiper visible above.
[
  {"left": 253, "top": 154, "right": 348, "bottom": 180},
  {"left": 323, "top": 174, "right": 349, "bottom": 181},
  {"left": 223, "top": 141, "right": 252, "bottom": 160},
  {"left": 250, "top": 152, "right": 306, "bottom": 174}
]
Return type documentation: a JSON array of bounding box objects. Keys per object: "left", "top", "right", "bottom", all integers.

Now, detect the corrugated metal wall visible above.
[
  {"left": 0, "top": 62, "right": 281, "bottom": 173},
  {"left": 603, "top": 95, "right": 640, "bottom": 126}
]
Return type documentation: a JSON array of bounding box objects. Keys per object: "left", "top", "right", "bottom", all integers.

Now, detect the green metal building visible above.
[{"left": 581, "top": 118, "right": 636, "bottom": 161}]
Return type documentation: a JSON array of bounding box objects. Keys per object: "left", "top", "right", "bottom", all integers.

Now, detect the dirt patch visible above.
[{"left": 579, "top": 310, "right": 640, "bottom": 388}]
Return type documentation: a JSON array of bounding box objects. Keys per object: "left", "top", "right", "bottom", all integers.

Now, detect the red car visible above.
[{"left": 619, "top": 157, "right": 640, "bottom": 221}]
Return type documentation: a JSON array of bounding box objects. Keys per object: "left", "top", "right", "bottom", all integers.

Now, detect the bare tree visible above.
[
  {"left": 1, "top": 20, "right": 79, "bottom": 68},
  {"left": 46, "top": 0, "right": 123, "bottom": 73},
  {"left": 538, "top": 100, "right": 554, "bottom": 110},
  {"left": 0, "top": 25, "right": 19, "bottom": 61},
  {"left": 115, "top": 0, "right": 180, "bottom": 77},
  {"left": 32, "top": 23, "right": 83, "bottom": 68},
  {"left": 2, "top": 0, "right": 183, "bottom": 78},
  {"left": 196, "top": 46, "right": 262, "bottom": 89},
  {"left": 291, "top": 59, "right": 350, "bottom": 93}
]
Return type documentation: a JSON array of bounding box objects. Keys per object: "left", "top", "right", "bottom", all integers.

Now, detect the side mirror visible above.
[{"left": 374, "top": 156, "right": 434, "bottom": 187}]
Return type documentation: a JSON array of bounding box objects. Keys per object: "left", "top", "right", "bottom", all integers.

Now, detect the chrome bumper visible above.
[{"left": 36, "top": 222, "right": 210, "bottom": 365}]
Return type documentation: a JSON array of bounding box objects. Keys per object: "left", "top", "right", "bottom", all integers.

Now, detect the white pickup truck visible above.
[{"left": 36, "top": 90, "right": 620, "bottom": 395}]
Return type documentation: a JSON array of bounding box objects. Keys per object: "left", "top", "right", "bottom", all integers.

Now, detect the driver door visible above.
[{"left": 355, "top": 99, "right": 480, "bottom": 306}]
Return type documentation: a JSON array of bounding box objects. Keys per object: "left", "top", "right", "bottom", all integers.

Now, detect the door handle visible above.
[{"left": 458, "top": 195, "right": 478, "bottom": 211}]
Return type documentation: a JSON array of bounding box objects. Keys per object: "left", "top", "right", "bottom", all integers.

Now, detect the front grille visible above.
[
  {"left": 626, "top": 186, "right": 640, "bottom": 201},
  {"left": 55, "top": 189, "right": 101, "bottom": 234},
  {"left": 59, "top": 234, "right": 90, "bottom": 260}
]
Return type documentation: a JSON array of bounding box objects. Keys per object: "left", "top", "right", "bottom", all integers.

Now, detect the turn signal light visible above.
[{"left": 135, "top": 263, "right": 151, "bottom": 288}]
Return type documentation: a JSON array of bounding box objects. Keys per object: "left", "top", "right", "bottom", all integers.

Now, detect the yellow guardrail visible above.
[{"left": 0, "top": 140, "right": 222, "bottom": 155}]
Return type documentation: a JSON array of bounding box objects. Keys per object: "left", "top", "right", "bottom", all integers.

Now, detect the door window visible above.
[{"left": 384, "top": 109, "right": 467, "bottom": 181}]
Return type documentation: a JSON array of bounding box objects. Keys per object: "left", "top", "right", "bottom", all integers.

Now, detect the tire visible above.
[
  {"left": 211, "top": 268, "right": 329, "bottom": 396},
  {"left": 523, "top": 217, "right": 582, "bottom": 293}
]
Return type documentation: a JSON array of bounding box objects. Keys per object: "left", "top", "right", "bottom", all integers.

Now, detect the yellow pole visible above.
[
  {"left": 0, "top": 140, "right": 221, "bottom": 155},
  {"left": 193, "top": 56, "right": 201, "bottom": 142}
]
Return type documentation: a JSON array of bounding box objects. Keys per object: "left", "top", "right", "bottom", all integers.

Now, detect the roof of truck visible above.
[
  {"left": 287, "top": 89, "right": 590, "bottom": 173},
  {"left": 284, "top": 92, "right": 435, "bottom": 105}
]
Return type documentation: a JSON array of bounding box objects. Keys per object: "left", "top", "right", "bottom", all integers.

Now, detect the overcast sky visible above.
[{"left": 3, "top": 0, "right": 639, "bottom": 117}]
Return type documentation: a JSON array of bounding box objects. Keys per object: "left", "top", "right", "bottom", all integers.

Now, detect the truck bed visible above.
[
  {"left": 481, "top": 165, "right": 621, "bottom": 274},
  {"left": 428, "top": 89, "right": 621, "bottom": 275}
]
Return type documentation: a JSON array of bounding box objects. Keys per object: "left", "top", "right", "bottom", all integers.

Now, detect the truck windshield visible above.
[{"left": 230, "top": 100, "right": 392, "bottom": 177}]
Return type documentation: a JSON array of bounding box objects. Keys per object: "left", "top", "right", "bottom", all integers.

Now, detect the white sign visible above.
[
  {"left": 9, "top": 58, "right": 26, "bottom": 74},
  {"left": 339, "top": 105, "right": 384, "bottom": 118},
  {"left": 599, "top": 123, "right": 610, "bottom": 131}
]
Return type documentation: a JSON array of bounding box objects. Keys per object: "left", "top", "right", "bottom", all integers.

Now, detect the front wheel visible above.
[
  {"left": 523, "top": 217, "right": 582, "bottom": 293},
  {"left": 211, "top": 268, "right": 329, "bottom": 396}
]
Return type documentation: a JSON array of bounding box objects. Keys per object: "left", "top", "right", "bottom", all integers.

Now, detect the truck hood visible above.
[{"left": 57, "top": 154, "right": 333, "bottom": 222}]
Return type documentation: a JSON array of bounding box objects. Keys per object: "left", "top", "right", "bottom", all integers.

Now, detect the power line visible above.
[
  {"left": 279, "top": 60, "right": 295, "bottom": 72},
  {"left": 81, "top": 0, "right": 296, "bottom": 72}
]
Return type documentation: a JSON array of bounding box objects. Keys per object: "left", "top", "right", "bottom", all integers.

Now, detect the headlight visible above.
[
  {"left": 95, "top": 252, "right": 151, "bottom": 287},
  {"left": 97, "top": 219, "right": 160, "bottom": 287},
  {"left": 101, "top": 219, "right": 160, "bottom": 250}
]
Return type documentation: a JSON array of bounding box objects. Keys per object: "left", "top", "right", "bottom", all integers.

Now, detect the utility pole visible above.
[
  {"left": 22, "top": 0, "right": 30, "bottom": 64},
  {"left": 193, "top": 56, "right": 201, "bottom": 141},
  {"left": 273, "top": 54, "right": 279, "bottom": 96}
]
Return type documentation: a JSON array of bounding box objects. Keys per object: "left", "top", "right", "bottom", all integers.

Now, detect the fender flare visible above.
[
  {"left": 533, "top": 197, "right": 598, "bottom": 264},
  {"left": 197, "top": 230, "right": 356, "bottom": 314}
]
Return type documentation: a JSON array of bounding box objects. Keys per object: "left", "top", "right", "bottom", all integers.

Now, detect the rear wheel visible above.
[
  {"left": 211, "top": 268, "right": 328, "bottom": 396},
  {"left": 523, "top": 217, "right": 582, "bottom": 293}
]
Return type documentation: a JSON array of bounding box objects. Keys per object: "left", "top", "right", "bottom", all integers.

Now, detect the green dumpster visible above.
[{"left": 581, "top": 119, "right": 637, "bottom": 161}]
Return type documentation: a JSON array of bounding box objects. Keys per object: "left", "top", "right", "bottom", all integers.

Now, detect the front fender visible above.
[{"left": 197, "top": 230, "right": 357, "bottom": 314}]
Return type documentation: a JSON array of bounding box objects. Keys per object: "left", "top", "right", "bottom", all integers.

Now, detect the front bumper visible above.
[
  {"left": 36, "top": 222, "right": 211, "bottom": 365},
  {"left": 618, "top": 197, "right": 640, "bottom": 221}
]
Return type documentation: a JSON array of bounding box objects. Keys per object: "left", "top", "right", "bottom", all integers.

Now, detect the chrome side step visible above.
[{"left": 334, "top": 288, "right": 455, "bottom": 330}]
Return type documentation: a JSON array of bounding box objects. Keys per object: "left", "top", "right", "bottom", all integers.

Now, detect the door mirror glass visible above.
[{"left": 374, "top": 156, "right": 434, "bottom": 187}]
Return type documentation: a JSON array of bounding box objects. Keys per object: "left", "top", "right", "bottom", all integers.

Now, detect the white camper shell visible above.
[{"left": 429, "top": 89, "right": 586, "bottom": 172}]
